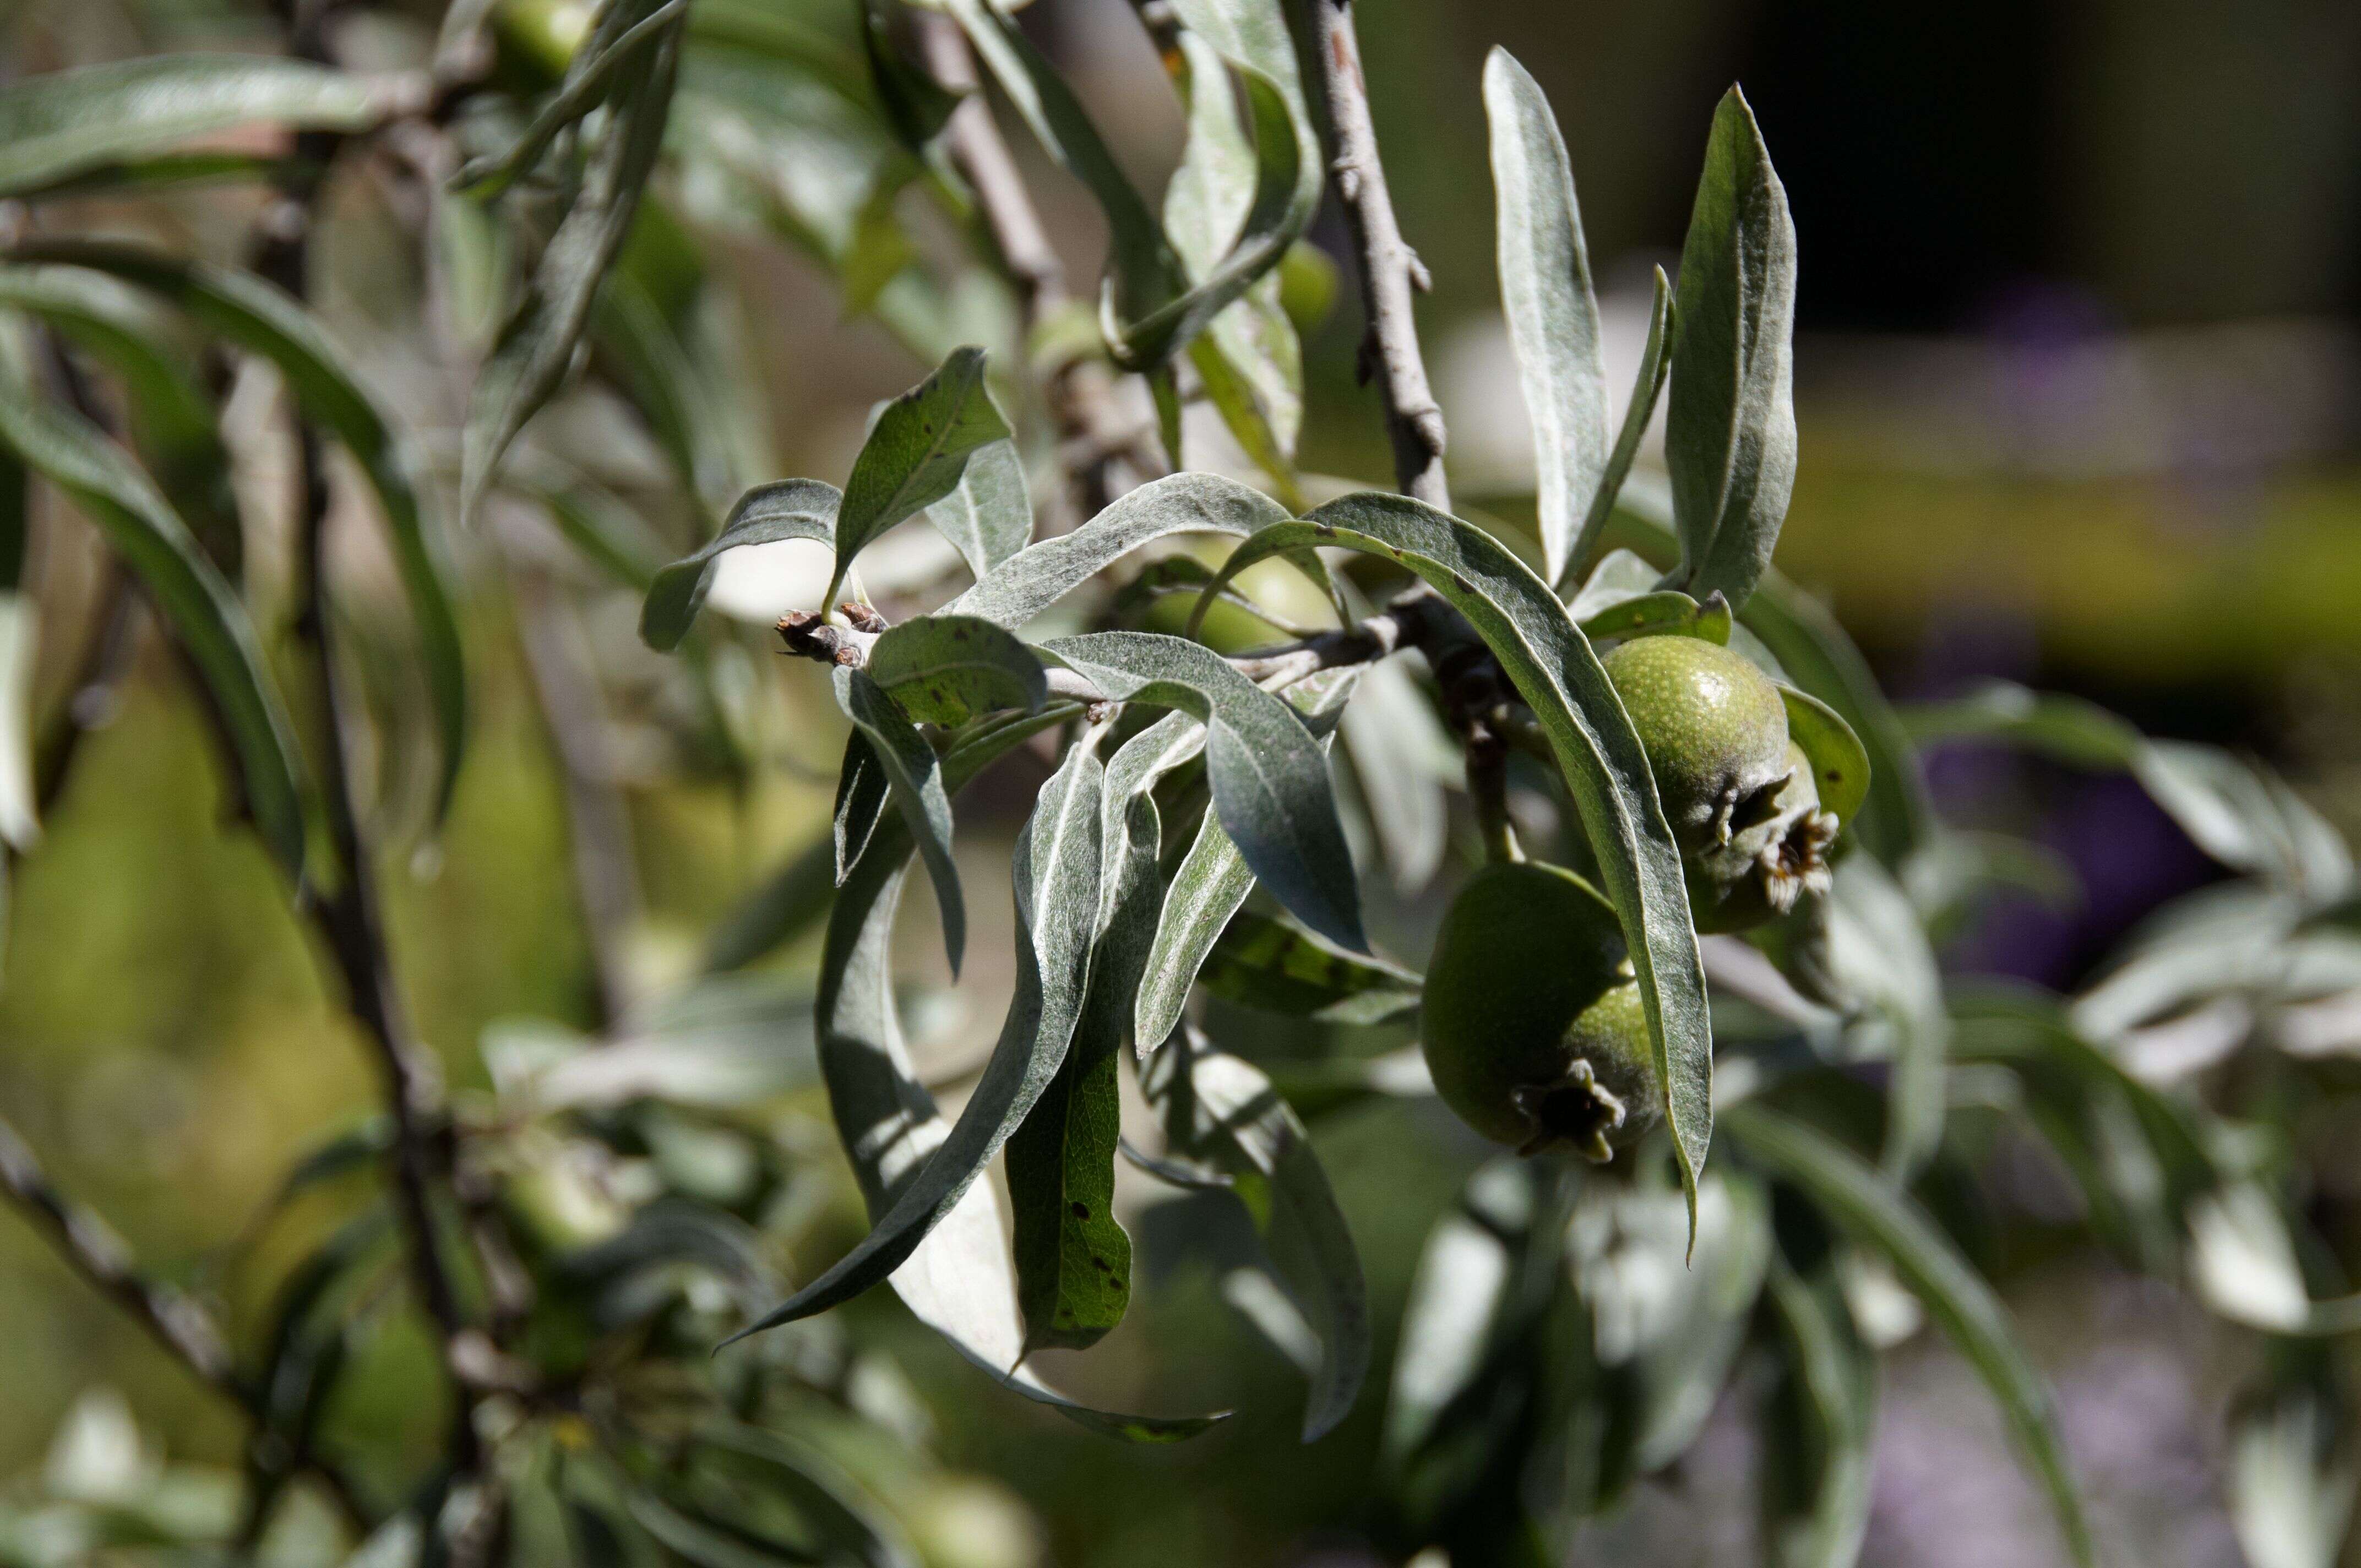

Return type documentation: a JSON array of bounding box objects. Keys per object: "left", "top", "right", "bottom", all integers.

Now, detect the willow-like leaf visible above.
[
  {"left": 826, "top": 346, "right": 1010, "bottom": 607},
  {"left": 727, "top": 734, "right": 1107, "bottom": 1340},
  {"left": 13, "top": 242, "right": 471, "bottom": 821},
  {"left": 833, "top": 667, "right": 962, "bottom": 976},
  {"left": 1727, "top": 1102, "right": 2096, "bottom": 1568},
  {"left": 1666, "top": 88, "right": 1797, "bottom": 611},
  {"left": 1043, "top": 631, "right": 1365, "bottom": 953},
  {"left": 948, "top": 471, "right": 1292, "bottom": 630},
  {"left": 865, "top": 614, "right": 1045, "bottom": 726},
  {"left": 640, "top": 478, "right": 839, "bottom": 651},
  {"left": 1484, "top": 50, "right": 1607, "bottom": 588},
  {"left": 0, "top": 55, "right": 404, "bottom": 199},
  {"left": 0, "top": 375, "right": 307, "bottom": 875},
  {"left": 1009, "top": 715, "right": 1201, "bottom": 1351},
  {"left": 1564, "top": 266, "right": 1673, "bottom": 591}
]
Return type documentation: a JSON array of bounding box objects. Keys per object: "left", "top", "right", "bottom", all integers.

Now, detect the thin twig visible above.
[
  {"left": 251, "top": 8, "right": 494, "bottom": 1499},
  {"left": 915, "top": 13, "right": 1163, "bottom": 520},
  {"left": 1304, "top": 0, "right": 1448, "bottom": 510},
  {"left": 0, "top": 1114, "right": 241, "bottom": 1395}
]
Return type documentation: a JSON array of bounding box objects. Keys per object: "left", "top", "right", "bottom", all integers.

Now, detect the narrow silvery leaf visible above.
[
  {"left": 1728, "top": 1103, "right": 2097, "bottom": 1568},
  {"left": 1760, "top": 1255, "right": 1878, "bottom": 1568},
  {"left": 1043, "top": 631, "right": 1366, "bottom": 954},
  {"left": 1193, "top": 911, "right": 1420, "bottom": 1025},
  {"left": 827, "top": 346, "right": 1010, "bottom": 606},
  {"left": 1666, "top": 87, "right": 1797, "bottom": 612},
  {"left": 1814, "top": 857, "right": 1947, "bottom": 1179},
  {"left": 14, "top": 242, "right": 471, "bottom": 823},
  {"left": 864, "top": 614, "right": 1045, "bottom": 727},
  {"left": 0, "top": 375, "right": 308, "bottom": 877},
  {"left": 1484, "top": 50, "right": 1608, "bottom": 588},
  {"left": 1565, "top": 266, "right": 1673, "bottom": 591},
  {"left": 463, "top": 9, "right": 683, "bottom": 522},
  {"left": 807, "top": 782, "right": 1222, "bottom": 1440},
  {"left": 923, "top": 435, "right": 1029, "bottom": 581},
  {"left": 1131, "top": 662, "right": 1363, "bottom": 1054},
  {"left": 640, "top": 478, "right": 839, "bottom": 651},
  {"left": 1189, "top": 493, "right": 1714, "bottom": 1240},
  {"left": 0, "top": 451, "right": 32, "bottom": 849},
  {"left": 0, "top": 263, "right": 241, "bottom": 568},
  {"left": 1009, "top": 714, "right": 1202, "bottom": 1351},
  {"left": 833, "top": 668, "right": 963, "bottom": 976},
  {"left": 1116, "top": 0, "right": 1321, "bottom": 367},
  {"left": 453, "top": 0, "right": 689, "bottom": 200},
  {"left": 1165, "top": 27, "right": 1304, "bottom": 484},
  {"left": 0, "top": 55, "right": 405, "bottom": 199},
  {"left": 1143, "top": 1031, "right": 1369, "bottom": 1440},
  {"left": 1134, "top": 804, "right": 1256, "bottom": 1053},
  {"left": 948, "top": 471, "right": 1292, "bottom": 630},
  {"left": 727, "top": 734, "right": 1107, "bottom": 1342}
]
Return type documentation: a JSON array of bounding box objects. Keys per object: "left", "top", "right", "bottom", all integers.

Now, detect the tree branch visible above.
[
  {"left": 1304, "top": 0, "right": 1448, "bottom": 510},
  {"left": 0, "top": 1113, "right": 241, "bottom": 1397},
  {"left": 915, "top": 13, "right": 1164, "bottom": 520}
]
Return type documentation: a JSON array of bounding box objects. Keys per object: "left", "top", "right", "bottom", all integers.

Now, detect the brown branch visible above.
[
  {"left": 1304, "top": 0, "right": 1448, "bottom": 510},
  {"left": 0, "top": 1114, "right": 241, "bottom": 1396},
  {"left": 914, "top": 13, "right": 1163, "bottom": 520},
  {"left": 249, "top": 18, "right": 497, "bottom": 1510}
]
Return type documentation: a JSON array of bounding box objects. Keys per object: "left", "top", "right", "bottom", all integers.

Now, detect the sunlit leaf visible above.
[
  {"left": 826, "top": 346, "right": 1010, "bottom": 606},
  {"left": 640, "top": 478, "right": 839, "bottom": 651},
  {"left": 1484, "top": 50, "right": 1608, "bottom": 589},
  {"left": 833, "top": 667, "right": 963, "bottom": 976},
  {"left": 1009, "top": 715, "right": 1201, "bottom": 1351},
  {"left": 865, "top": 614, "right": 1045, "bottom": 726},
  {"left": 1043, "top": 631, "right": 1365, "bottom": 952},
  {"left": 1726, "top": 1102, "right": 2097, "bottom": 1568},
  {"left": 1565, "top": 266, "right": 1672, "bottom": 591},
  {"left": 0, "top": 373, "right": 308, "bottom": 876},
  {"left": 922, "top": 436, "right": 1030, "bottom": 582},
  {"left": 1781, "top": 685, "right": 1870, "bottom": 828},
  {"left": 948, "top": 471, "right": 1293, "bottom": 630},
  {"left": 1666, "top": 88, "right": 1797, "bottom": 612},
  {"left": 0, "top": 55, "right": 405, "bottom": 199}
]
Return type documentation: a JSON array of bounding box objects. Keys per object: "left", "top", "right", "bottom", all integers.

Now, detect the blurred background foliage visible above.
[{"left": 6, "top": 0, "right": 2361, "bottom": 1564}]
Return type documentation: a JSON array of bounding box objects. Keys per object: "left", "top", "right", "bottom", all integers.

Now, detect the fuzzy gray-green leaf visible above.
[
  {"left": 923, "top": 436, "right": 1030, "bottom": 581},
  {"left": 640, "top": 478, "right": 839, "bottom": 651},
  {"left": 0, "top": 374, "right": 308, "bottom": 877},
  {"left": 1043, "top": 631, "right": 1365, "bottom": 954},
  {"left": 1727, "top": 1102, "right": 2096, "bottom": 1568},
  {"left": 1484, "top": 50, "right": 1608, "bottom": 589},
  {"left": 833, "top": 667, "right": 963, "bottom": 977},
  {"left": 828, "top": 346, "right": 1010, "bottom": 606},
  {"left": 727, "top": 734, "right": 1107, "bottom": 1341},
  {"left": 1666, "top": 87, "right": 1797, "bottom": 612},
  {"left": 866, "top": 614, "right": 1045, "bottom": 727},
  {"left": 0, "top": 55, "right": 404, "bottom": 199},
  {"left": 949, "top": 471, "right": 1292, "bottom": 630}
]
